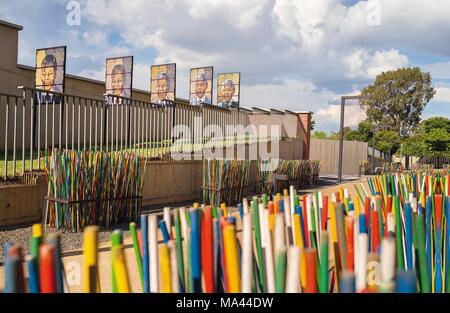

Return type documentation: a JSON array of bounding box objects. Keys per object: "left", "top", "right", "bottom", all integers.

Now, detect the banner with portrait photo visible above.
[
  {"left": 34, "top": 46, "right": 66, "bottom": 104},
  {"left": 105, "top": 56, "right": 133, "bottom": 105},
  {"left": 150, "top": 63, "right": 176, "bottom": 105},
  {"left": 189, "top": 66, "right": 213, "bottom": 106},
  {"left": 217, "top": 72, "right": 240, "bottom": 108}
]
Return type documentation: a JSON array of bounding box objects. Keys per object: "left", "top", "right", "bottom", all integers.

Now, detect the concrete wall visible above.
[
  {"left": 0, "top": 175, "right": 47, "bottom": 225},
  {"left": 297, "top": 112, "right": 311, "bottom": 159},
  {"left": 310, "top": 138, "right": 368, "bottom": 176},
  {"left": 248, "top": 112, "right": 300, "bottom": 139},
  {"left": 142, "top": 160, "right": 202, "bottom": 206}
]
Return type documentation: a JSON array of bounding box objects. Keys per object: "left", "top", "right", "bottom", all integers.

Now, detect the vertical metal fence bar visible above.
[
  {"left": 94, "top": 100, "right": 98, "bottom": 151},
  {"left": 65, "top": 96, "right": 69, "bottom": 150},
  {"left": 59, "top": 97, "right": 62, "bottom": 151},
  {"left": 184, "top": 106, "right": 188, "bottom": 154},
  {"left": 37, "top": 96, "right": 41, "bottom": 169},
  {"left": 125, "top": 100, "right": 129, "bottom": 150},
  {"left": 141, "top": 102, "right": 144, "bottom": 157},
  {"left": 105, "top": 101, "right": 109, "bottom": 153},
  {"left": 77, "top": 97, "right": 81, "bottom": 151},
  {"left": 137, "top": 101, "right": 141, "bottom": 156},
  {"left": 13, "top": 96, "right": 17, "bottom": 176},
  {"left": 45, "top": 98, "right": 48, "bottom": 156},
  {"left": 22, "top": 90, "right": 25, "bottom": 175},
  {"left": 116, "top": 99, "right": 123, "bottom": 151},
  {"left": 52, "top": 98, "right": 55, "bottom": 152},
  {"left": 110, "top": 97, "right": 114, "bottom": 152},
  {"left": 152, "top": 105, "right": 155, "bottom": 158},
  {"left": 110, "top": 97, "right": 113, "bottom": 152},
  {"left": 30, "top": 92, "right": 34, "bottom": 172},
  {"left": 146, "top": 103, "right": 149, "bottom": 158},
  {"left": 120, "top": 100, "right": 124, "bottom": 151},
  {"left": 164, "top": 106, "right": 167, "bottom": 158},
  {"left": 89, "top": 99, "right": 92, "bottom": 151},
  {"left": 72, "top": 97, "right": 75, "bottom": 150},
  {"left": 156, "top": 106, "right": 159, "bottom": 158},
  {"left": 4, "top": 96, "right": 9, "bottom": 179},
  {"left": 100, "top": 100, "right": 103, "bottom": 152},
  {"left": 84, "top": 98, "right": 87, "bottom": 151},
  {"left": 163, "top": 106, "right": 166, "bottom": 158},
  {"left": 133, "top": 103, "right": 137, "bottom": 153}
]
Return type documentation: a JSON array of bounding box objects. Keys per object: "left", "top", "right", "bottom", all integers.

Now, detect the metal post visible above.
[
  {"left": 372, "top": 127, "right": 376, "bottom": 175},
  {"left": 337, "top": 96, "right": 345, "bottom": 184}
]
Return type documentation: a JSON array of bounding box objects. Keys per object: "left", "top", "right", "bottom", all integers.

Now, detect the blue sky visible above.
[{"left": 1, "top": 0, "right": 449, "bottom": 132}]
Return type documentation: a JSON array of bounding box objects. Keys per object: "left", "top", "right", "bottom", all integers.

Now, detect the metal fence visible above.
[
  {"left": 367, "top": 147, "right": 387, "bottom": 160},
  {"left": 1, "top": 87, "right": 254, "bottom": 180}
]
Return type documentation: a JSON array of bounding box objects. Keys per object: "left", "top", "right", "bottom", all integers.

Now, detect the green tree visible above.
[
  {"left": 360, "top": 67, "right": 435, "bottom": 138},
  {"left": 344, "top": 120, "right": 373, "bottom": 142},
  {"left": 312, "top": 131, "right": 328, "bottom": 139},
  {"left": 374, "top": 129, "right": 401, "bottom": 156},
  {"left": 402, "top": 117, "right": 450, "bottom": 158}
]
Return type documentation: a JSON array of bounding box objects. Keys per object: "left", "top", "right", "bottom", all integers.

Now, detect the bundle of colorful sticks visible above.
[
  {"left": 43, "top": 149, "right": 147, "bottom": 232},
  {"left": 2, "top": 224, "right": 67, "bottom": 293},
  {"left": 202, "top": 159, "right": 250, "bottom": 207},
  {"left": 4, "top": 179, "right": 450, "bottom": 293},
  {"left": 256, "top": 160, "right": 321, "bottom": 194}
]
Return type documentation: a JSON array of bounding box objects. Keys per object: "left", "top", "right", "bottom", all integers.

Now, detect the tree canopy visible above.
[
  {"left": 402, "top": 117, "right": 450, "bottom": 158},
  {"left": 360, "top": 67, "right": 435, "bottom": 138}
]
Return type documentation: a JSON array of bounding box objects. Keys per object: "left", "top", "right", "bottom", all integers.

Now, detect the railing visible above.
[{"left": 1, "top": 87, "right": 255, "bottom": 180}]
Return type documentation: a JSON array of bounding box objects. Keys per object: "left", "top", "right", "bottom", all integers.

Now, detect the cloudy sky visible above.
[{"left": 1, "top": 0, "right": 449, "bottom": 131}]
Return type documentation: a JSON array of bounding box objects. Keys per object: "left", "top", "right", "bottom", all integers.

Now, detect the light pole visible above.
[{"left": 338, "top": 95, "right": 362, "bottom": 184}]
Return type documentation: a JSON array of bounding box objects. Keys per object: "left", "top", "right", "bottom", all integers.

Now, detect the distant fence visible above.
[
  {"left": 309, "top": 138, "right": 368, "bottom": 176},
  {"left": 0, "top": 87, "right": 256, "bottom": 180},
  {"left": 368, "top": 147, "right": 387, "bottom": 160},
  {"left": 416, "top": 157, "right": 449, "bottom": 169}
]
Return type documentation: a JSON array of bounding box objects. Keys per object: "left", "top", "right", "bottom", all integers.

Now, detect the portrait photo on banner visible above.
[
  {"left": 150, "top": 63, "right": 176, "bottom": 105},
  {"left": 217, "top": 72, "right": 240, "bottom": 108},
  {"left": 105, "top": 56, "right": 134, "bottom": 104},
  {"left": 34, "top": 46, "right": 66, "bottom": 104},
  {"left": 189, "top": 66, "right": 213, "bottom": 106}
]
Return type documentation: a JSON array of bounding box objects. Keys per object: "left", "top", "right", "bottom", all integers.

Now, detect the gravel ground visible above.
[
  {"left": 0, "top": 223, "right": 130, "bottom": 264},
  {"left": 0, "top": 204, "right": 186, "bottom": 264}
]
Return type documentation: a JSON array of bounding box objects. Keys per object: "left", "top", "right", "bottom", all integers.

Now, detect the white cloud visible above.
[
  {"left": 242, "top": 79, "right": 337, "bottom": 110},
  {"left": 272, "top": 0, "right": 346, "bottom": 50},
  {"left": 344, "top": 49, "right": 409, "bottom": 79},
  {"left": 82, "top": 30, "right": 108, "bottom": 47},
  {"left": 423, "top": 62, "right": 450, "bottom": 80},
  {"left": 77, "top": 68, "right": 104, "bottom": 81},
  {"left": 434, "top": 86, "right": 450, "bottom": 103},
  {"left": 316, "top": 104, "right": 366, "bottom": 129}
]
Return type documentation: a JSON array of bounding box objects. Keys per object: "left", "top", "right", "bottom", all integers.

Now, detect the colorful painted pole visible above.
[
  {"left": 148, "top": 214, "right": 159, "bottom": 293},
  {"left": 140, "top": 214, "right": 150, "bottom": 293},
  {"left": 26, "top": 255, "right": 40, "bottom": 293},
  {"left": 241, "top": 213, "right": 253, "bottom": 293},
  {"left": 130, "top": 222, "right": 144, "bottom": 291},
  {"left": 39, "top": 244, "right": 56, "bottom": 293},
  {"left": 83, "top": 226, "right": 100, "bottom": 293},
  {"left": 112, "top": 244, "right": 130, "bottom": 293},
  {"left": 189, "top": 208, "right": 201, "bottom": 292},
  {"left": 223, "top": 224, "right": 240, "bottom": 293},
  {"left": 202, "top": 207, "right": 215, "bottom": 293}
]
